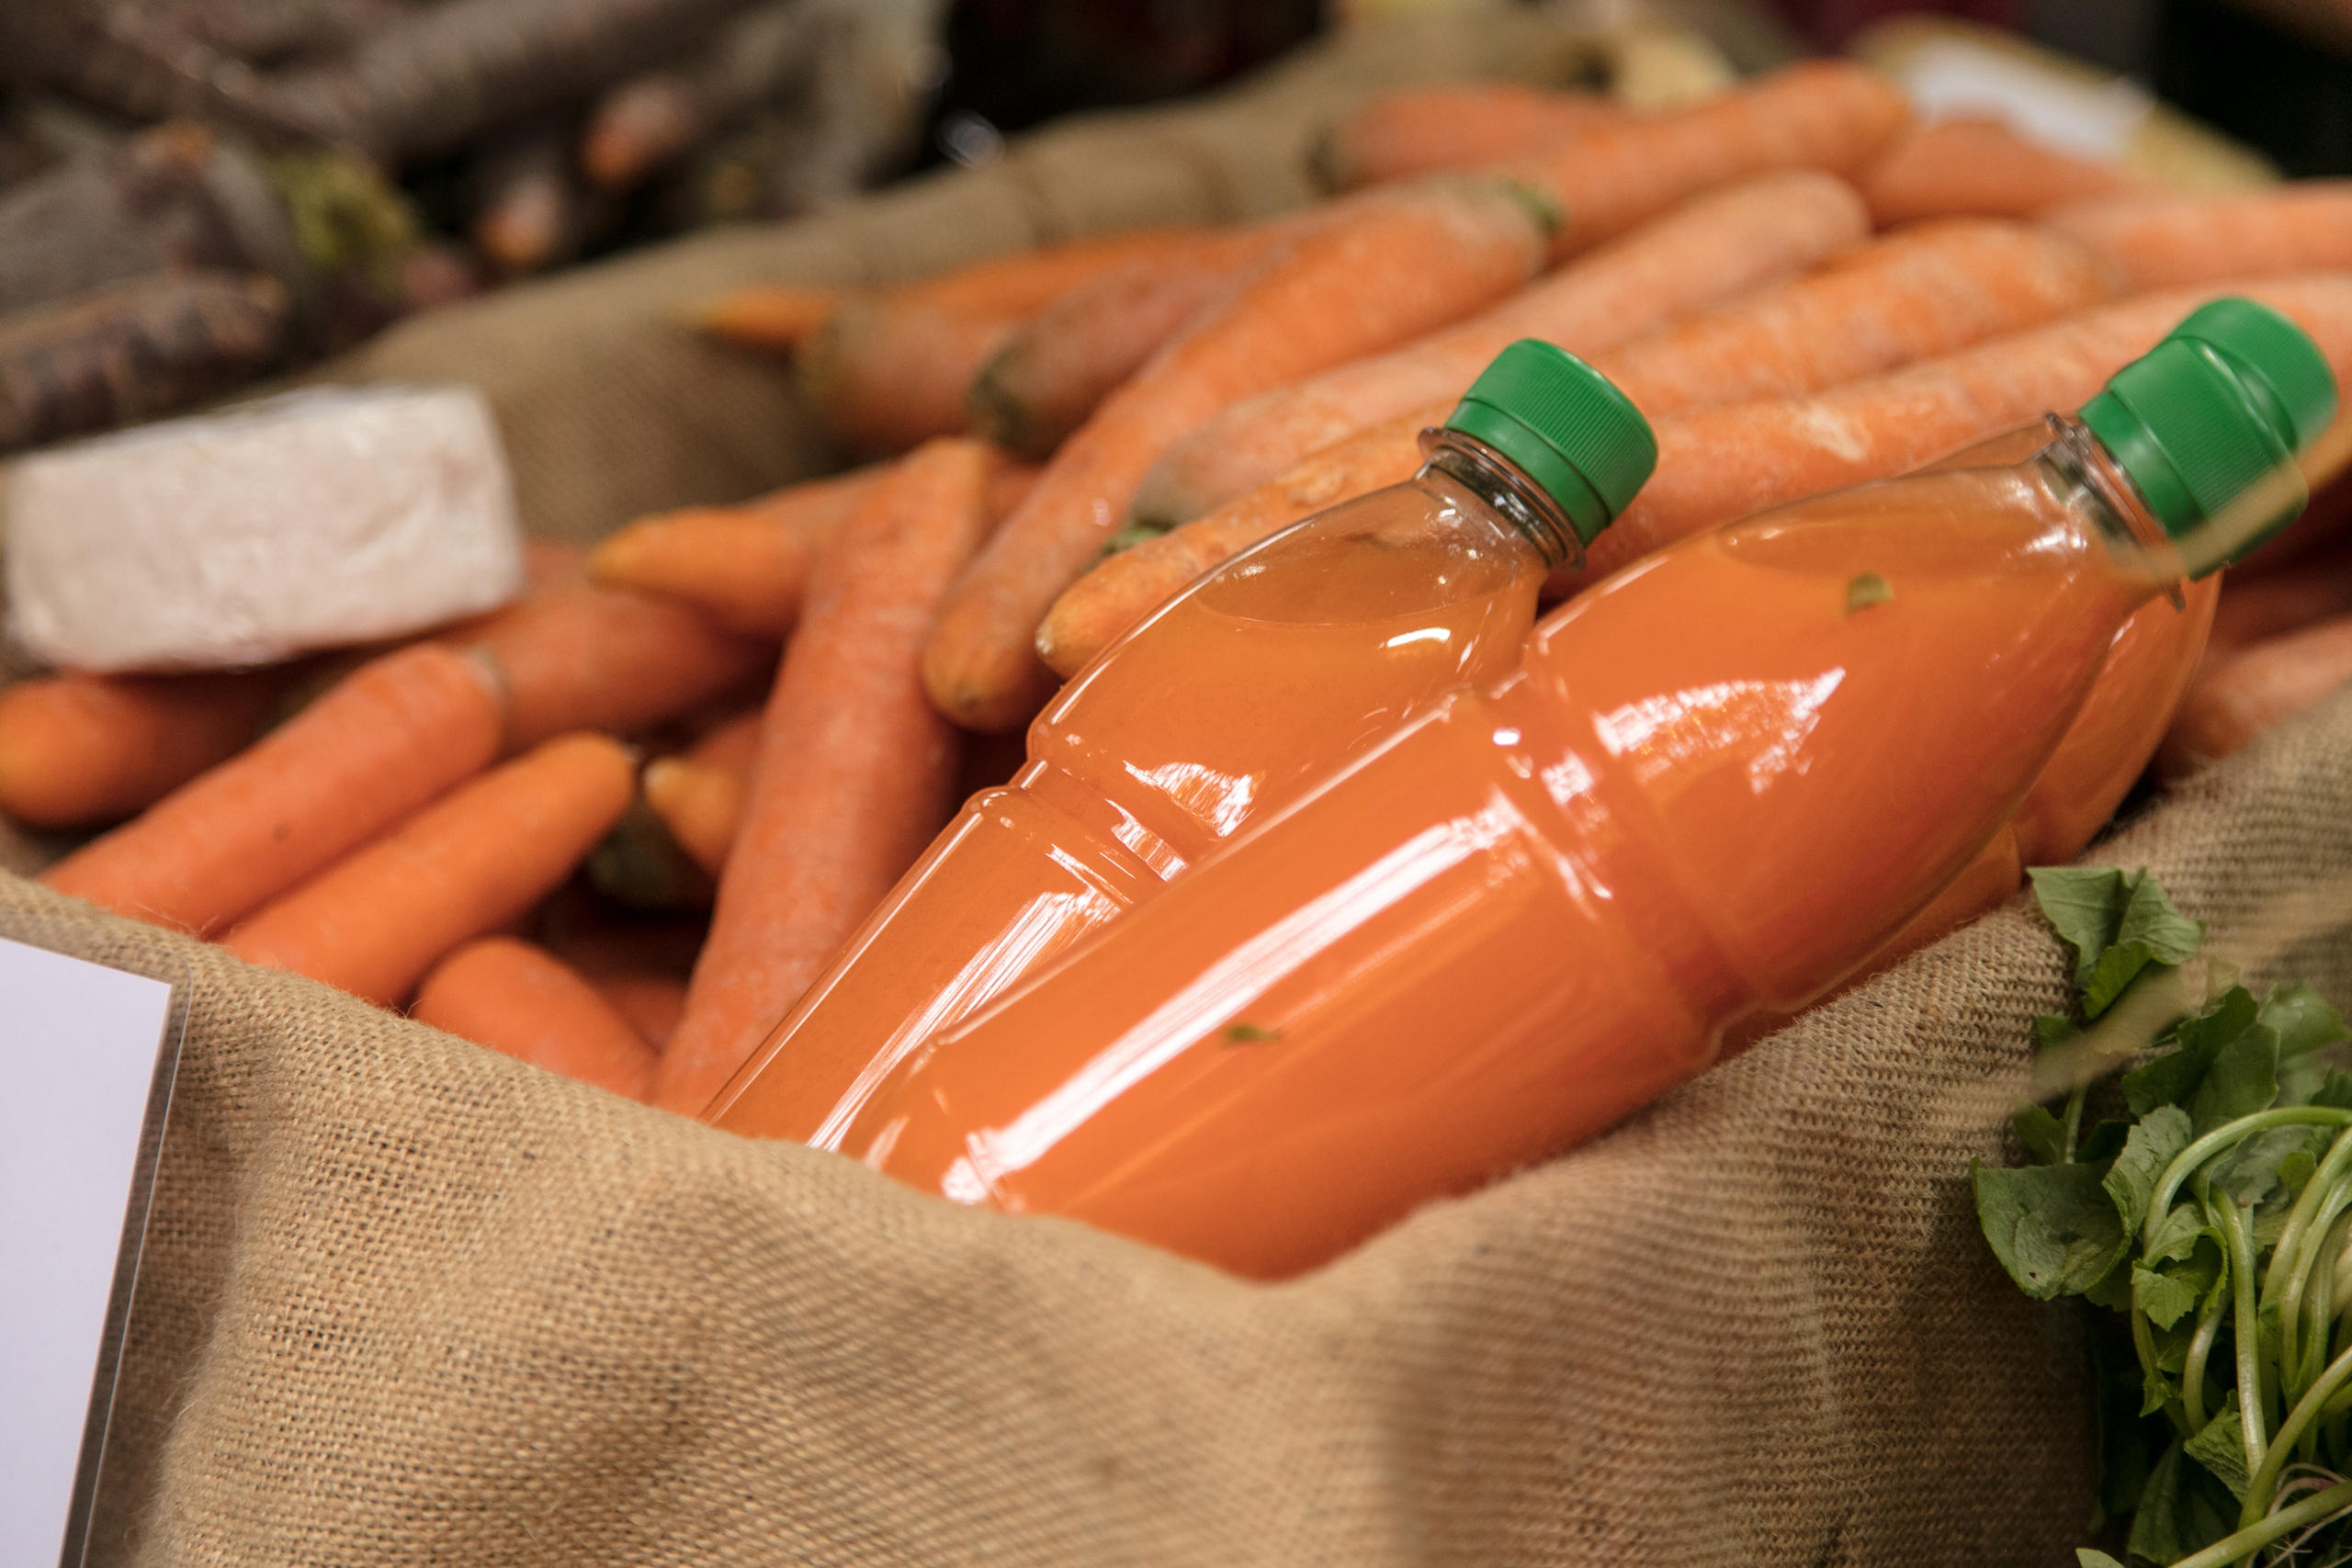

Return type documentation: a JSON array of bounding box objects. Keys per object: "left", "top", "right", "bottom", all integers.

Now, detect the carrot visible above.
[
  {"left": 1854, "top": 116, "right": 2148, "bottom": 228},
  {"left": 469, "top": 581, "right": 774, "bottom": 750},
  {"left": 640, "top": 755, "right": 745, "bottom": 877},
  {"left": 1129, "top": 170, "right": 1871, "bottom": 526},
  {"left": 1038, "top": 406, "right": 1449, "bottom": 677},
  {"left": 226, "top": 732, "right": 636, "bottom": 1008},
  {"left": 1581, "top": 275, "right": 2352, "bottom": 584},
  {"left": 986, "top": 457, "right": 1041, "bottom": 525},
  {"left": 651, "top": 437, "right": 1001, "bottom": 1113},
  {"left": 586, "top": 465, "right": 887, "bottom": 639},
  {"left": 1045, "top": 276, "right": 2352, "bottom": 675},
  {"left": 594, "top": 971, "right": 688, "bottom": 1051},
  {"left": 1507, "top": 59, "right": 1909, "bottom": 262},
  {"left": 470, "top": 123, "right": 583, "bottom": 276},
  {"left": 626, "top": 704, "right": 778, "bottom": 881},
  {"left": 685, "top": 708, "right": 762, "bottom": 773},
  {"left": 413, "top": 935, "right": 658, "bottom": 1099},
  {"left": 969, "top": 236, "right": 1273, "bottom": 459},
  {"left": 695, "top": 229, "right": 1218, "bottom": 356},
  {"left": 800, "top": 299, "right": 1025, "bottom": 457},
  {"left": 0, "top": 665, "right": 297, "bottom": 829},
  {"left": 42, "top": 642, "right": 503, "bottom": 937},
  {"left": 893, "top": 228, "right": 1222, "bottom": 318},
  {"left": 2205, "top": 539, "right": 2352, "bottom": 663},
  {"left": 2044, "top": 183, "right": 2352, "bottom": 290},
  {"left": 1591, "top": 218, "right": 2112, "bottom": 416},
  {"left": 922, "top": 175, "right": 1551, "bottom": 732},
  {"left": 1317, "top": 82, "right": 1624, "bottom": 190},
  {"left": 2158, "top": 612, "right": 2352, "bottom": 777},
  {"left": 694, "top": 285, "right": 843, "bottom": 353}
]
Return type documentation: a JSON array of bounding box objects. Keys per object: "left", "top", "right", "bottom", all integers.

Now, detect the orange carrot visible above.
[
  {"left": 969, "top": 235, "right": 1273, "bottom": 459},
  {"left": 652, "top": 437, "right": 1001, "bottom": 1113},
  {"left": 469, "top": 581, "right": 773, "bottom": 750},
  {"left": 1580, "top": 275, "right": 2352, "bottom": 584},
  {"left": 985, "top": 457, "right": 1041, "bottom": 525},
  {"left": 0, "top": 666, "right": 298, "bottom": 830},
  {"left": 2158, "top": 612, "right": 2352, "bottom": 777},
  {"left": 587, "top": 466, "right": 887, "bottom": 639},
  {"left": 2205, "top": 539, "right": 2352, "bottom": 662},
  {"left": 1040, "top": 406, "right": 1444, "bottom": 676},
  {"left": 893, "top": 228, "right": 1223, "bottom": 318},
  {"left": 640, "top": 755, "right": 745, "bottom": 876},
  {"left": 1592, "top": 218, "right": 2112, "bottom": 415},
  {"left": 594, "top": 970, "right": 688, "bottom": 1050},
  {"left": 226, "top": 732, "right": 637, "bottom": 1008},
  {"left": 696, "top": 228, "right": 1220, "bottom": 356},
  {"left": 2045, "top": 183, "right": 2352, "bottom": 290},
  {"left": 1044, "top": 276, "right": 2352, "bottom": 675},
  {"left": 413, "top": 935, "right": 659, "bottom": 1098},
  {"left": 800, "top": 299, "right": 1024, "bottom": 457},
  {"left": 922, "top": 175, "right": 1551, "bottom": 731},
  {"left": 1317, "top": 82, "right": 1624, "bottom": 190},
  {"left": 42, "top": 642, "right": 504, "bottom": 937},
  {"left": 1128, "top": 172, "right": 1869, "bottom": 525},
  {"left": 1855, "top": 116, "right": 2148, "bottom": 228},
  {"left": 1506, "top": 60, "right": 1909, "bottom": 262},
  {"left": 686, "top": 708, "right": 762, "bottom": 773},
  {"left": 695, "top": 285, "right": 844, "bottom": 353}
]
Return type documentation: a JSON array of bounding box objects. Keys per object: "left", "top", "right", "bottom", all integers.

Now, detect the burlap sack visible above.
[
  {"left": 12, "top": 9, "right": 2347, "bottom": 1562},
  {"left": 17, "top": 663, "right": 2351, "bottom": 1567}
]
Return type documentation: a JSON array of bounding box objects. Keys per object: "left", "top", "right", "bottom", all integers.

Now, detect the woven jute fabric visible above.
[
  {"left": 10, "top": 687, "right": 2346, "bottom": 1564},
  {"left": 11, "top": 7, "right": 2350, "bottom": 1560}
]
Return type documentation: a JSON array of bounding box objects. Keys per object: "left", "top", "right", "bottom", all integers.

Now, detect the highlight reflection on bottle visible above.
[
  {"left": 705, "top": 343, "right": 1659, "bottom": 1146},
  {"left": 846, "top": 299, "right": 2337, "bottom": 1279}
]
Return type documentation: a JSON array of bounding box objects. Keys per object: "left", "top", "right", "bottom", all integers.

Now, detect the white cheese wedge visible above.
[{"left": 4, "top": 386, "right": 525, "bottom": 671}]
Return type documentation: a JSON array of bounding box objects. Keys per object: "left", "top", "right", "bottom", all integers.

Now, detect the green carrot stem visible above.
[
  {"left": 2171, "top": 1478, "right": 2352, "bottom": 1568},
  {"left": 2149, "top": 1110, "right": 2352, "bottom": 1252}
]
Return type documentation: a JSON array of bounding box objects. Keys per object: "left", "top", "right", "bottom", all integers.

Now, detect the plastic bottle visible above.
[
  {"left": 704, "top": 343, "right": 1657, "bottom": 1143},
  {"left": 843, "top": 299, "right": 2339, "bottom": 1278}
]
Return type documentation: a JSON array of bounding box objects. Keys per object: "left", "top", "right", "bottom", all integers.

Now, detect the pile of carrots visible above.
[{"left": 12, "top": 58, "right": 2352, "bottom": 1117}]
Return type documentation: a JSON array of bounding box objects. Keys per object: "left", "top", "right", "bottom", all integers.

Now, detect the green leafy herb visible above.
[
  {"left": 1975, "top": 1159, "right": 2130, "bottom": 1299},
  {"left": 1976, "top": 868, "right": 2352, "bottom": 1566},
  {"left": 1221, "top": 1022, "right": 1282, "bottom": 1045},
  {"left": 2028, "top": 867, "right": 2205, "bottom": 1020}
]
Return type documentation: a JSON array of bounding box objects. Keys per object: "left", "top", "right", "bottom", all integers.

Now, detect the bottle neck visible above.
[
  {"left": 2033, "top": 412, "right": 2190, "bottom": 604},
  {"left": 1417, "top": 429, "right": 1587, "bottom": 572}
]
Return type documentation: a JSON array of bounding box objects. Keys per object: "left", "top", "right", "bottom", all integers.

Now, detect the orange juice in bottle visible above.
[
  {"left": 847, "top": 299, "right": 2336, "bottom": 1277},
  {"left": 706, "top": 343, "right": 1657, "bottom": 1143}
]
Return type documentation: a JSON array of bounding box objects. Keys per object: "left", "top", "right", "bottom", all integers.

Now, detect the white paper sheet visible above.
[{"left": 0, "top": 937, "right": 176, "bottom": 1568}]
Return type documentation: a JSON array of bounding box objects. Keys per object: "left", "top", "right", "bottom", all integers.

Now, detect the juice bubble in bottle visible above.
[
  {"left": 705, "top": 342, "right": 1657, "bottom": 1144},
  {"left": 846, "top": 298, "right": 2338, "bottom": 1278}
]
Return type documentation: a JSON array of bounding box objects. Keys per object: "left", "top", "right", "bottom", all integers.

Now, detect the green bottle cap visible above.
[
  {"left": 1442, "top": 339, "right": 1657, "bottom": 547},
  {"left": 2078, "top": 298, "right": 2338, "bottom": 569}
]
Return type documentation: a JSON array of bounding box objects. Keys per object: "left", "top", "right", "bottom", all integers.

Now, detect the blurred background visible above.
[{"left": 1, "top": 0, "right": 2345, "bottom": 460}]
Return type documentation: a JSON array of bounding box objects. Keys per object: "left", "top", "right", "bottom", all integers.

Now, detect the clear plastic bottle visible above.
[
  {"left": 705, "top": 342, "right": 1657, "bottom": 1143},
  {"left": 843, "top": 298, "right": 2339, "bottom": 1278}
]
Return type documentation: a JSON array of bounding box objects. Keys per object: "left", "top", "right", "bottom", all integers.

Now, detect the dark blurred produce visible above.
[
  {"left": 2154, "top": 0, "right": 2352, "bottom": 176},
  {"left": 0, "top": 271, "right": 291, "bottom": 452},
  {"left": 925, "top": 0, "right": 1320, "bottom": 164},
  {"left": 0, "top": 0, "right": 944, "bottom": 455}
]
